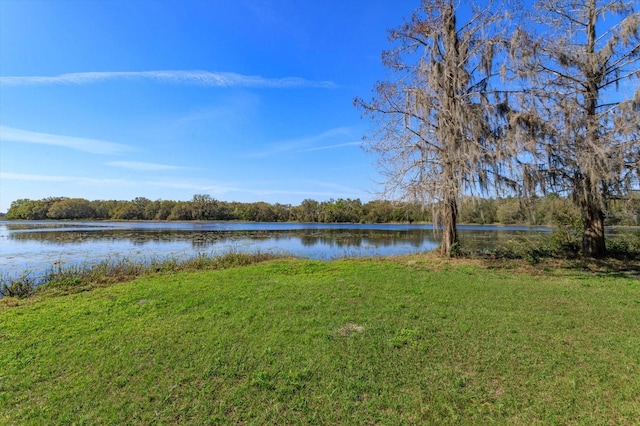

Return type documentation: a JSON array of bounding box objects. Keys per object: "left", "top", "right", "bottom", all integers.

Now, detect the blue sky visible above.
[{"left": 0, "top": 0, "right": 417, "bottom": 213}]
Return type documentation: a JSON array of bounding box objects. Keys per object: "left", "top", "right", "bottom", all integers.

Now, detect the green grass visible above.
[{"left": 1, "top": 256, "right": 639, "bottom": 424}]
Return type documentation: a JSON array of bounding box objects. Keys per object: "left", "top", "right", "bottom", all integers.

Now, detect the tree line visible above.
[
  {"left": 355, "top": 0, "right": 639, "bottom": 257},
  {"left": 4, "top": 193, "right": 639, "bottom": 226}
]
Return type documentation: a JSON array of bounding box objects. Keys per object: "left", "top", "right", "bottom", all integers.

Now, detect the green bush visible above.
[{"left": 607, "top": 231, "right": 640, "bottom": 260}]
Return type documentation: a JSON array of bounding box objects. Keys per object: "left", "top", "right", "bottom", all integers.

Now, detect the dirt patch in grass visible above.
[{"left": 338, "top": 322, "right": 365, "bottom": 337}]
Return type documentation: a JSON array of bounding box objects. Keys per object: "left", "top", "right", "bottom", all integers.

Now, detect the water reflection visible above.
[
  {"left": 0, "top": 221, "right": 552, "bottom": 282},
  {"left": 6, "top": 228, "right": 435, "bottom": 249}
]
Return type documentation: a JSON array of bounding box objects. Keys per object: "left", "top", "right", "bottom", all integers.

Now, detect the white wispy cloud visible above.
[
  {"left": 298, "top": 141, "right": 361, "bottom": 152},
  {"left": 0, "top": 172, "right": 371, "bottom": 205},
  {"left": 0, "top": 172, "right": 127, "bottom": 185},
  {"left": 0, "top": 172, "right": 234, "bottom": 193},
  {"left": 0, "top": 70, "right": 337, "bottom": 89},
  {"left": 209, "top": 178, "right": 367, "bottom": 199},
  {"left": 302, "top": 179, "right": 366, "bottom": 195},
  {"left": 138, "top": 180, "right": 237, "bottom": 195},
  {"left": 246, "top": 127, "right": 354, "bottom": 158},
  {"left": 0, "top": 126, "right": 133, "bottom": 155},
  {"left": 106, "top": 161, "right": 187, "bottom": 171}
]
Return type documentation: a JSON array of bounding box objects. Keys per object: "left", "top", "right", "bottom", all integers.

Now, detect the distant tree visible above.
[
  {"left": 90, "top": 200, "right": 119, "bottom": 219},
  {"left": 132, "top": 197, "right": 152, "bottom": 220},
  {"left": 142, "top": 200, "right": 160, "bottom": 221},
  {"left": 495, "top": 197, "right": 525, "bottom": 224},
  {"left": 5, "top": 199, "right": 40, "bottom": 220},
  {"left": 112, "top": 202, "right": 143, "bottom": 220},
  {"left": 356, "top": 0, "right": 510, "bottom": 255},
  {"left": 5, "top": 197, "right": 64, "bottom": 220},
  {"left": 344, "top": 198, "right": 365, "bottom": 223},
  {"left": 363, "top": 199, "right": 396, "bottom": 223},
  {"left": 154, "top": 200, "right": 177, "bottom": 221},
  {"left": 215, "top": 201, "right": 232, "bottom": 221},
  {"left": 509, "top": 0, "right": 640, "bottom": 257},
  {"left": 228, "top": 202, "right": 251, "bottom": 221},
  {"left": 459, "top": 196, "right": 498, "bottom": 224},
  {"left": 191, "top": 194, "right": 217, "bottom": 220},
  {"left": 541, "top": 194, "right": 583, "bottom": 229},
  {"left": 319, "top": 199, "right": 339, "bottom": 223},
  {"left": 623, "top": 192, "right": 640, "bottom": 225},
  {"left": 168, "top": 202, "right": 193, "bottom": 221},
  {"left": 47, "top": 198, "right": 95, "bottom": 219},
  {"left": 322, "top": 198, "right": 363, "bottom": 223},
  {"left": 250, "top": 202, "right": 277, "bottom": 222},
  {"left": 272, "top": 203, "right": 292, "bottom": 222},
  {"left": 606, "top": 191, "right": 640, "bottom": 225},
  {"left": 293, "top": 199, "right": 322, "bottom": 223}
]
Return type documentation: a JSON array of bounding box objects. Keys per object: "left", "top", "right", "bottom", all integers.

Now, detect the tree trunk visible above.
[
  {"left": 578, "top": 0, "right": 606, "bottom": 259},
  {"left": 580, "top": 195, "right": 606, "bottom": 258},
  {"left": 440, "top": 195, "right": 458, "bottom": 256}
]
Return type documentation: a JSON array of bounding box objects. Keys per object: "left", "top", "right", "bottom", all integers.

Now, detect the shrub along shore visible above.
[{"left": 1, "top": 252, "right": 639, "bottom": 424}]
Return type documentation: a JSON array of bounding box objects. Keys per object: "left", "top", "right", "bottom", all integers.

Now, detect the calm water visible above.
[{"left": 0, "top": 220, "right": 551, "bottom": 281}]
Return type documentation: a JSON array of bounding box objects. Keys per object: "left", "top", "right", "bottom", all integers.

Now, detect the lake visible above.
[{"left": 0, "top": 221, "right": 551, "bottom": 282}]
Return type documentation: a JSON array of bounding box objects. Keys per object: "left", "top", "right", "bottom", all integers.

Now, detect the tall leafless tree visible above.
[
  {"left": 510, "top": 0, "right": 639, "bottom": 257},
  {"left": 355, "top": 0, "right": 510, "bottom": 256}
]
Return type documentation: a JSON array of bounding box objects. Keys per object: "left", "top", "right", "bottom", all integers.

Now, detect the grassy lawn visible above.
[{"left": 1, "top": 256, "right": 639, "bottom": 424}]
